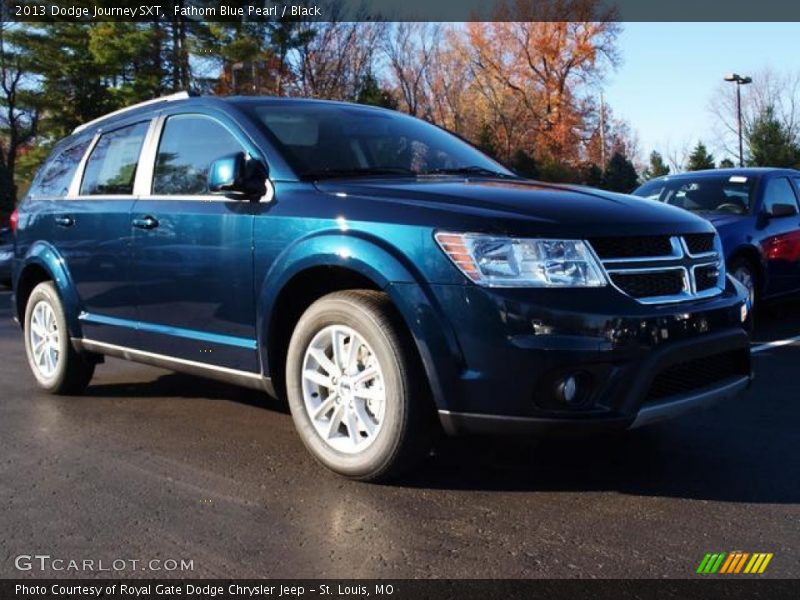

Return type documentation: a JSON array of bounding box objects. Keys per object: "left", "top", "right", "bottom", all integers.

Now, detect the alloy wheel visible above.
[
  {"left": 301, "top": 325, "right": 386, "bottom": 454},
  {"left": 29, "top": 300, "right": 60, "bottom": 378}
]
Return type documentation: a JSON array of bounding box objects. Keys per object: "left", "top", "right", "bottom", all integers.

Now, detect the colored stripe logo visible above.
[{"left": 697, "top": 552, "right": 773, "bottom": 574}]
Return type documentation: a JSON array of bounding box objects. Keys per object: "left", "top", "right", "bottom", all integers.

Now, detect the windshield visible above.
[
  {"left": 634, "top": 175, "right": 758, "bottom": 216},
  {"left": 246, "top": 102, "right": 513, "bottom": 180}
]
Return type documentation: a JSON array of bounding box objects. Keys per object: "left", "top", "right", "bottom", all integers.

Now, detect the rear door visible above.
[
  {"left": 15, "top": 139, "right": 92, "bottom": 282},
  {"left": 131, "top": 112, "right": 259, "bottom": 372},
  {"left": 758, "top": 175, "right": 800, "bottom": 295},
  {"left": 57, "top": 121, "right": 151, "bottom": 346}
]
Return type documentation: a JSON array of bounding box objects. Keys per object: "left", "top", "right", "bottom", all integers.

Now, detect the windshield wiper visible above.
[
  {"left": 303, "top": 167, "right": 417, "bottom": 180},
  {"left": 419, "top": 166, "right": 516, "bottom": 178}
]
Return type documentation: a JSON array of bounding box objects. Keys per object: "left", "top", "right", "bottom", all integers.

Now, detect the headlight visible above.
[{"left": 435, "top": 232, "right": 607, "bottom": 288}]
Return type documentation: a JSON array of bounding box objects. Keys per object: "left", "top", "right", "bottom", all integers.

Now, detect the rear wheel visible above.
[
  {"left": 24, "top": 281, "right": 95, "bottom": 394},
  {"left": 285, "top": 290, "right": 434, "bottom": 481}
]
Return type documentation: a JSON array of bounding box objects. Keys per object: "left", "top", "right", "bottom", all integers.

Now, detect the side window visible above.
[
  {"left": 153, "top": 115, "right": 245, "bottom": 195},
  {"left": 80, "top": 121, "right": 149, "bottom": 195},
  {"left": 762, "top": 177, "right": 799, "bottom": 215},
  {"left": 27, "top": 140, "right": 90, "bottom": 199}
]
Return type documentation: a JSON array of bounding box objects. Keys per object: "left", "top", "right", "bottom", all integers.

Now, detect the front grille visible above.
[
  {"left": 695, "top": 264, "right": 720, "bottom": 292},
  {"left": 684, "top": 233, "right": 716, "bottom": 255},
  {"left": 646, "top": 349, "right": 750, "bottom": 403},
  {"left": 589, "top": 236, "right": 673, "bottom": 259},
  {"left": 589, "top": 234, "right": 723, "bottom": 303},
  {"left": 610, "top": 270, "right": 685, "bottom": 298}
]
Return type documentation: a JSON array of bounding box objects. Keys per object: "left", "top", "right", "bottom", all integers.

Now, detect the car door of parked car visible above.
[
  {"left": 58, "top": 121, "right": 150, "bottom": 347},
  {"left": 757, "top": 175, "right": 800, "bottom": 295},
  {"left": 131, "top": 112, "right": 260, "bottom": 372}
]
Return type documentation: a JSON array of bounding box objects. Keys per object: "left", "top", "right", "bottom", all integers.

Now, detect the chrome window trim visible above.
[
  {"left": 145, "top": 111, "right": 273, "bottom": 202},
  {"left": 133, "top": 114, "right": 164, "bottom": 196},
  {"left": 67, "top": 119, "right": 156, "bottom": 199},
  {"left": 66, "top": 132, "right": 101, "bottom": 198}
]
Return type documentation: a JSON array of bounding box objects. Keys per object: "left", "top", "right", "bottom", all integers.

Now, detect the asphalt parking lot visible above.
[{"left": 0, "top": 287, "right": 798, "bottom": 579}]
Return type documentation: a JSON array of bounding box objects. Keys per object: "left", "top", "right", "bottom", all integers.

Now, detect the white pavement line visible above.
[{"left": 751, "top": 335, "right": 800, "bottom": 354}]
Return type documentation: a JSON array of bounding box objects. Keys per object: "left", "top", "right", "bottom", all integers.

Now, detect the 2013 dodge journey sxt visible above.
[{"left": 10, "top": 92, "right": 753, "bottom": 480}]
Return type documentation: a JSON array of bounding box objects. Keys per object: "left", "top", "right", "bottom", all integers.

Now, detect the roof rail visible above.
[{"left": 72, "top": 91, "right": 194, "bottom": 134}]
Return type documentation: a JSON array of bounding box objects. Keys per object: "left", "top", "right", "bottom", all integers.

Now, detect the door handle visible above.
[
  {"left": 55, "top": 215, "right": 75, "bottom": 228},
  {"left": 132, "top": 216, "right": 159, "bottom": 230}
]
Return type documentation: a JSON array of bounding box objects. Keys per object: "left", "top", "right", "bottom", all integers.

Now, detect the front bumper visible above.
[{"left": 407, "top": 278, "right": 752, "bottom": 435}]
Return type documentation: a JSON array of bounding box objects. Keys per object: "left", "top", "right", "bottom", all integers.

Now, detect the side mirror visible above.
[
  {"left": 208, "top": 152, "right": 269, "bottom": 201},
  {"left": 766, "top": 203, "right": 798, "bottom": 218}
]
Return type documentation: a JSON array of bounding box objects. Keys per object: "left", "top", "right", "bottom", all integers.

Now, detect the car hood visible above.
[
  {"left": 702, "top": 213, "right": 747, "bottom": 229},
  {"left": 314, "top": 177, "right": 713, "bottom": 236}
]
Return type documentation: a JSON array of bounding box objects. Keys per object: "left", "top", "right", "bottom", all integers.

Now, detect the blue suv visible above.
[{"left": 11, "top": 93, "right": 752, "bottom": 480}]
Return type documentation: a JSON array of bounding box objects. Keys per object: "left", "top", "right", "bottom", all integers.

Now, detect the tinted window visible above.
[
  {"left": 80, "top": 122, "right": 149, "bottom": 195},
  {"left": 762, "top": 177, "right": 799, "bottom": 215},
  {"left": 247, "top": 103, "right": 510, "bottom": 179},
  {"left": 634, "top": 175, "right": 757, "bottom": 216},
  {"left": 153, "top": 115, "right": 244, "bottom": 195},
  {"left": 28, "top": 141, "right": 90, "bottom": 198}
]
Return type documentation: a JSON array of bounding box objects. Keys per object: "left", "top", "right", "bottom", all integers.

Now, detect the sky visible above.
[{"left": 604, "top": 22, "right": 800, "bottom": 163}]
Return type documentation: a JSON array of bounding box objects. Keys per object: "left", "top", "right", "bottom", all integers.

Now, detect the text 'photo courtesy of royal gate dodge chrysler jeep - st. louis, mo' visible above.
[{"left": 9, "top": 92, "right": 752, "bottom": 482}]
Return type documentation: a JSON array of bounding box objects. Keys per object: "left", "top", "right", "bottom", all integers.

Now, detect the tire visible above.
[
  {"left": 23, "top": 281, "right": 95, "bottom": 394},
  {"left": 729, "top": 257, "right": 759, "bottom": 309},
  {"left": 285, "top": 290, "right": 434, "bottom": 481}
]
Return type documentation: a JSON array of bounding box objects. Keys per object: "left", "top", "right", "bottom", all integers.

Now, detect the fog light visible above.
[
  {"left": 562, "top": 376, "right": 577, "bottom": 402},
  {"left": 741, "top": 302, "right": 749, "bottom": 323},
  {"left": 556, "top": 374, "right": 586, "bottom": 406}
]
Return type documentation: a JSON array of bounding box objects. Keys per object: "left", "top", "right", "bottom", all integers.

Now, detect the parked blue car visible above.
[
  {"left": 11, "top": 93, "right": 751, "bottom": 480},
  {"left": 634, "top": 168, "right": 800, "bottom": 308}
]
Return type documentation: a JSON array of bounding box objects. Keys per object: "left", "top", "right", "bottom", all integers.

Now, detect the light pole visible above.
[{"left": 724, "top": 73, "right": 752, "bottom": 167}]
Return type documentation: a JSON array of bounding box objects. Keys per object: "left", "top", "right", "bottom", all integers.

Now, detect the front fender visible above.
[
  {"left": 255, "top": 231, "right": 464, "bottom": 409},
  {"left": 19, "top": 242, "right": 83, "bottom": 338}
]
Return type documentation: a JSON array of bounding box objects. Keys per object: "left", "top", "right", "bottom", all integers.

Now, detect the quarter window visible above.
[
  {"left": 80, "top": 122, "right": 149, "bottom": 195},
  {"left": 27, "top": 140, "right": 90, "bottom": 198},
  {"left": 153, "top": 115, "right": 245, "bottom": 195},
  {"left": 762, "top": 177, "right": 799, "bottom": 215}
]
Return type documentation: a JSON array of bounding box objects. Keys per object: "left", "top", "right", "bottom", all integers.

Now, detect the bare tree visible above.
[
  {"left": 290, "top": 7, "right": 386, "bottom": 101},
  {"left": 664, "top": 139, "right": 692, "bottom": 173},
  {"left": 383, "top": 23, "right": 441, "bottom": 118},
  {"left": 0, "top": 22, "right": 39, "bottom": 211},
  {"left": 709, "top": 68, "right": 800, "bottom": 160}
]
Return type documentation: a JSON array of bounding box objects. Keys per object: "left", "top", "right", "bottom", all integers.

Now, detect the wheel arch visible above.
[
  {"left": 256, "top": 233, "right": 461, "bottom": 409},
  {"left": 727, "top": 243, "right": 766, "bottom": 294},
  {"left": 15, "top": 243, "right": 83, "bottom": 338}
]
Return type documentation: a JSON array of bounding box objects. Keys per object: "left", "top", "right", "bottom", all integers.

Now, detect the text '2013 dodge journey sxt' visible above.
[{"left": 10, "top": 93, "right": 753, "bottom": 480}]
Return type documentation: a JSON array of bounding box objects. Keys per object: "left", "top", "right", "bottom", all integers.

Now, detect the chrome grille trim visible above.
[{"left": 591, "top": 235, "right": 725, "bottom": 304}]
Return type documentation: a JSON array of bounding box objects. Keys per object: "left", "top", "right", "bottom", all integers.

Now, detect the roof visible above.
[
  {"left": 647, "top": 167, "right": 800, "bottom": 183},
  {"left": 71, "top": 93, "right": 392, "bottom": 137}
]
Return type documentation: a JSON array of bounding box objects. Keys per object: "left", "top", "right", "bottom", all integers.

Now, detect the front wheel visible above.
[
  {"left": 24, "top": 281, "right": 95, "bottom": 394},
  {"left": 729, "top": 257, "right": 758, "bottom": 310},
  {"left": 285, "top": 290, "right": 434, "bottom": 481}
]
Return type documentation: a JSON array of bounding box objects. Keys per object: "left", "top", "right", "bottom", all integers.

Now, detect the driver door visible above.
[
  {"left": 758, "top": 176, "right": 800, "bottom": 295},
  {"left": 131, "top": 112, "right": 261, "bottom": 372}
]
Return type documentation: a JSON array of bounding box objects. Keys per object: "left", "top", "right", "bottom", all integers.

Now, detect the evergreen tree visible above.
[
  {"left": 602, "top": 151, "right": 639, "bottom": 193},
  {"left": 579, "top": 163, "right": 604, "bottom": 188},
  {"left": 357, "top": 73, "right": 397, "bottom": 109},
  {"left": 719, "top": 158, "right": 736, "bottom": 168},
  {"left": 642, "top": 150, "right": 670, "bottom": 180},
  {"left": 509, "top": 149, "right": 538, "bottom": 178},
  {"left": 746, "top": 105, "right": 800, "bottom": 168},
  {"left": 686, "top": 142, "right": 716, "bottom": 171}
]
